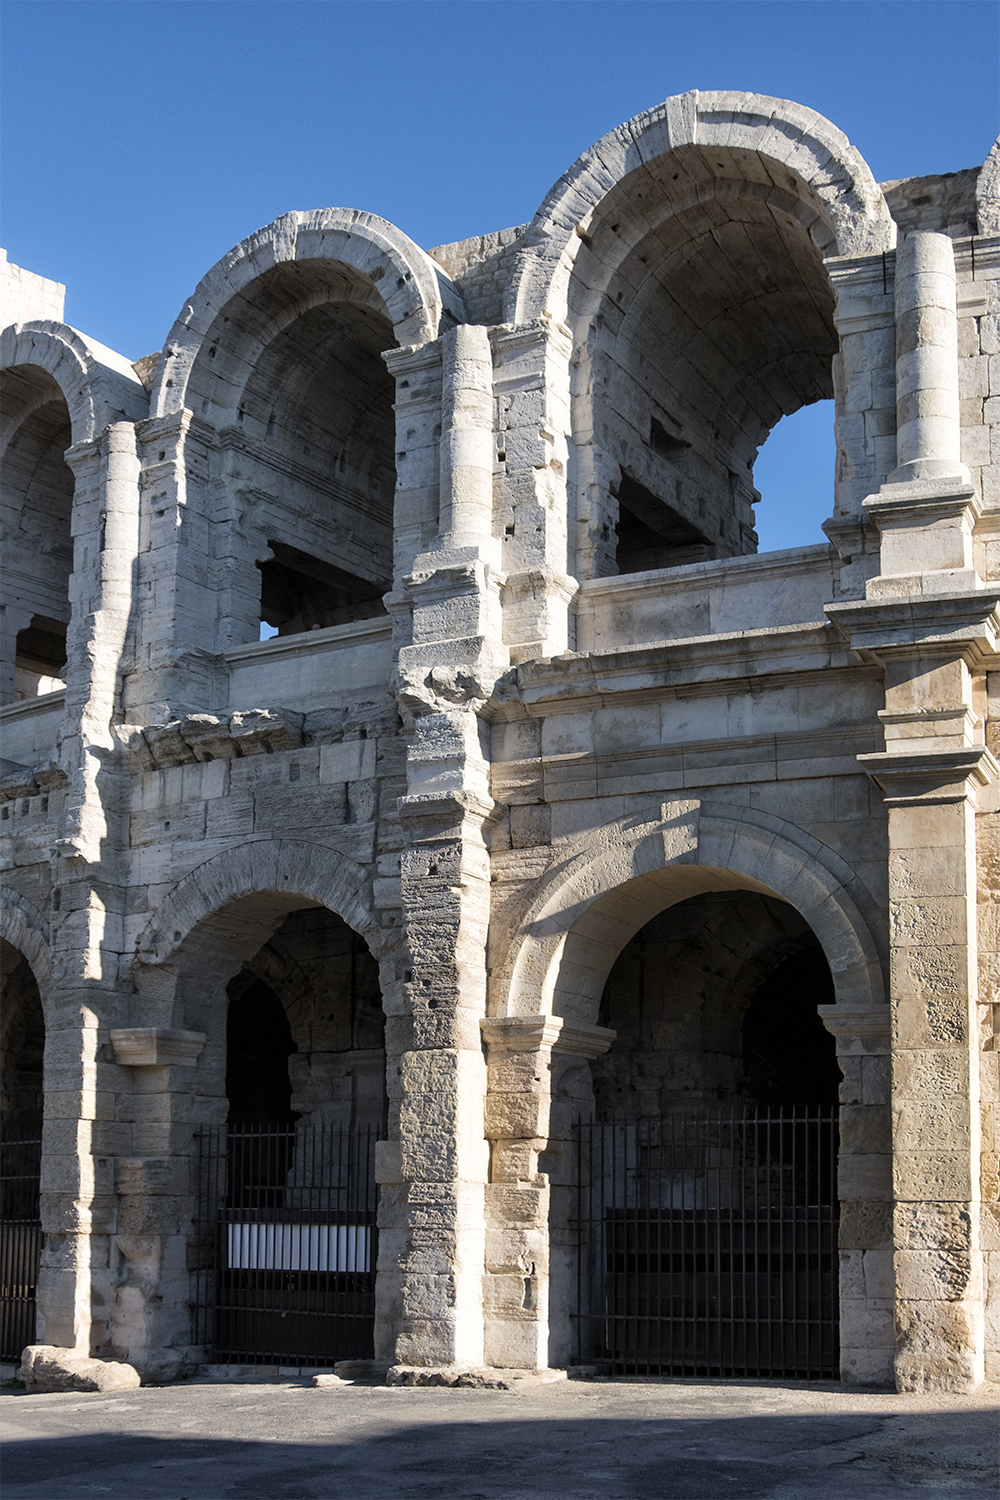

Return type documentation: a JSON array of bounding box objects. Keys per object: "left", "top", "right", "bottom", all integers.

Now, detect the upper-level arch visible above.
[
  {"left": 510, "top": 90, "right": 894, "bottom": 327},
  {"left": 507, "top": 93, "right": 894, "bottom": 582},
  {"left": 150, "top": 208, "right": 464, "bottom": 421},
  {"left": 0, "top": 321, "right": 148, "bottom": 449},
  {"left": 0, "top": 323, "right": 147, "bottom": 702},
  {"left": 140, "top": 212, "right": 466, "bottom": 659},
  {"left": 977, "top": 134, "right": 1000, "bottom": 235}
]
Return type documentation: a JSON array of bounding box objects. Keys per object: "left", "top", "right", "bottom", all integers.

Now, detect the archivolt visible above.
[
  {"left": 134, "top": 835, "right": 384, "bottom": 972},
  {"left": 493, "top": 799, "right": 885, "bottom": 1025},
  {"left": 509, "top": 89, "right": 895, "bottom": 325},
  {"left": 150, "top": 208, "right": 466, "bottom": 420},
  {"left": 0, "top": 886, "right": 54, "bottom": 1012},
  {"left": 0, "top": 322, "right": 148, "bottom": 450}
]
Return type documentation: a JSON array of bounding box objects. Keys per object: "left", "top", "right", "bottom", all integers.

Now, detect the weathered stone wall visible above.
[{"left": 1, "top": 92, "right": 997, "bottom": 1394}]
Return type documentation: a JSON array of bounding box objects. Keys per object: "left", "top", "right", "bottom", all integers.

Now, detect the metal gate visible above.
[
  {"left": 574, "top": 1109, "right": 839, "bottom": 1379},
  {"left": 193, "top": 1123, "right": 380, "bottom": 1366},
  {"left": 1, "top": 1133, "right": 42, "bottom": 1360}
]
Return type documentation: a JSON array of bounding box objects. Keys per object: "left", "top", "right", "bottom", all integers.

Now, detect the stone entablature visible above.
[{"left": 1, "top": 91, "right": 998, "bottom": 1394}]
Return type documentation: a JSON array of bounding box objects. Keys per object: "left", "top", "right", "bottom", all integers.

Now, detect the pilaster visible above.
[{"left": 480, "top": 1015, "right": 614, "bottom": 1370}]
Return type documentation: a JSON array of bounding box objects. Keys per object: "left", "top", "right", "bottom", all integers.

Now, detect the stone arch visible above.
[
  {"left": 976, "top": 134, "right": 1000, "bottom": 236},
  {"left": 150, "top": 208, "right": 465, "bottom": 420},
  {"left": 1, "top": 324, "right": 146, "bottom": 701},
  {"left": 0, "top": 887, "right": 53, "bottom": 1012},
  {"left": 0, "top": 321, "right": 148, "bottom": 448},
  {"left": 135, "top": 836, "right": 384, "bottom": 973},
  {"left": 509, "top": 90, "right": 895, "bottom": 326},
  {"left": 494, "top": 799, "right": 885, "bottom": 1028}
]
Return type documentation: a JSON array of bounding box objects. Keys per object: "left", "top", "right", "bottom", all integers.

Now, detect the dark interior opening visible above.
[
  {"left": 14, "top": 616, "right": 67, "bottom": 683},
  {"left": 0, "top": 939, "right": 45, "bottom": 1136},
  {"left": 226, "top": 977, "right": 298, "bottom": 1124},
  {"left": 741, "top": 944, "right": 841, "bottom": 1108},
  {"left": 258, "top": 540, "right": 388, "bottom": 636},
  {"left": 614, "top": 473, "right": 712, "bottom": 574}
]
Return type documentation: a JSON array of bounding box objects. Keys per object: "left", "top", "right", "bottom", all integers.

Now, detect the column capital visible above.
[
  {"left": 826, "top": 591, "right": 1000, "bottom": 667},
  {"left": 817, "top": 1002, "right": 890, "bottom": 1053},
  {"left": 481, "top": 1015, "right": 616, "bottom": 1058},
  {"left": 857, "top": 744, "right": 999, "bottom": 807},
  {"left": 109, "top": 1028, "right": 206, "bottom": 1067}
]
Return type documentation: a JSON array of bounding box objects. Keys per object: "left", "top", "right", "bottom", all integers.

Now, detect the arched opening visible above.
[
  {"left": 225, "top": 978, "right": 297, "bottom": 1126},
  {"left": 183, "top": 261, "right": 397, "bottom": 649},
  {"left": 186, "top": 900, "right": 386, "bottom": 1367},
  {"left": 567, "top": 888, "right": 842, "bottom": 1380},
  {"left": 222, "top": 905, "right": 386, "bottom": 1129},
  {"left": 0, "top": 939, "right": 45, "bottom": 1357},
  {"left": 593, "top": 891, "right": 840, "bottom": 1116},
  {"left": 570, "top": 144, "right": 838, "bottom": 579},
  {"left": 0, "top": 365, "right": 73, "bottom": 702}
]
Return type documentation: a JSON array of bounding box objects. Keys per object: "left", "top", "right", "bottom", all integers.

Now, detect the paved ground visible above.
[{"left": 1, "top": 1372, "right": 997, "bottom": 1499}]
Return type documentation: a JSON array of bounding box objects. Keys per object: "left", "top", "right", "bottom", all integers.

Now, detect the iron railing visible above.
[
  {"left": 193, "top": 1122, "right": 380, "bottom": 1367},
  {"left": 574, "top": 1109, "right": 839, "bottom": 1379},
  {"left": 1, "top": 1132, "right": 41, "bottom": 1360}
]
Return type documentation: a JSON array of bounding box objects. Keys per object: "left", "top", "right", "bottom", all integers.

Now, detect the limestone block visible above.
[
  {"left": 19, "top": 1345, "right": 141, "bottom": 1393},
  {"left": 838, "top": 1199, "right": 893, "bottom": 1249},
  {"left": 838, "top": 1153, "right": 892, "bottom": 1200},
  {"left": 896, "top": 1248, "right": 975, "bottom": 1302},
  {"left": 840, "top": 1344, "right": 895, "bottom": 1385},
  {"left": 839, "top": 1104, "right": 891, "bottom": 1155},
  {"left": 894, "top": 1151, "right": 975, "bottom": 1202}
]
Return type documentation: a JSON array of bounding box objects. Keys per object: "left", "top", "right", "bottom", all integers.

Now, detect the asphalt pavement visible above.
[{"left": 1, "top": 1371, "right": 997, "bottom": 1500}]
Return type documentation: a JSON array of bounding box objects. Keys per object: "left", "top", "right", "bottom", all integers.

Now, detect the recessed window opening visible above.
[
  {"left": 751, "top": 400, "right": 836, "bottom": 553},
  {"left": 582, "top": 145, "right": 838, "bottom": 581},
  {"left": 14, "top": 616, "right": 67, "bottom": 699},
  {"left": 257, "top": 540, "right": 388, "bottom": 638},
  {"left": 613, "top": 473, "right": 712, "bottom": 575}
]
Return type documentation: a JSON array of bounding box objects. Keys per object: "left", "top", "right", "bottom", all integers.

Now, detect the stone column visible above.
[
  {"left": 858, "top": 746, "right": 997, "bottom": 1390},
  {"left": 480, "top": 1016, "right": 614, "bottom": 1371},
  {"left": 382, "top": 793, "right": 493, "bottom": 1370},
  {"left": 492, "top": 322, "right": 576, "bottom": 660},
  {"left": 890, "top": 232, "right": 969, "bottom": 487},
  {"left": 382, "top": 322, "right": 508, "bottom": 1372},
  {"left": 438, "top": 325, "right": 496, "bottom": 553},
  {"left": 817, "top": 1002, "right": 894, "bottom": 1383},
  {"left": 828, "top": 518, "right": 999, "bottom": 1391},
  {"left": 125, "top": 411, "right": 225, "bottom": 721}
]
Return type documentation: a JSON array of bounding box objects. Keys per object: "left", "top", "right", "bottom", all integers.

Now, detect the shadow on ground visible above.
[{"left": 1, "top": 1401, "right": 996, "bottom": 1500}]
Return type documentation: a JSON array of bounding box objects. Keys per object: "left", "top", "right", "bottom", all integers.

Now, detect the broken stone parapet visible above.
[{"left": 19, "top": 1345, "right": 141, "bottom": 1393}]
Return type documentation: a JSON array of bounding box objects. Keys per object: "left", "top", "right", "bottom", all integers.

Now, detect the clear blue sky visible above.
[{"left": 3, "top": 0, "right": 997, "bottom": 548}]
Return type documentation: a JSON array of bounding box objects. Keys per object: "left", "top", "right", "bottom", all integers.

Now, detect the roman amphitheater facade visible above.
[{"left": 2, "top": 92, "right": 998, "bottom": 1393}]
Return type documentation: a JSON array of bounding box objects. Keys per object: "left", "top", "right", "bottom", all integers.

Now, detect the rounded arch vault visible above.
[{"left": 509, "top": 89, "right": 895, "bottom": 326}]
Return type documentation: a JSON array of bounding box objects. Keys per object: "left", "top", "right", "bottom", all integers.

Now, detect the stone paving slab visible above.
[{"left": 1, "top": 1376, "right": 997, "bottom": 1499}]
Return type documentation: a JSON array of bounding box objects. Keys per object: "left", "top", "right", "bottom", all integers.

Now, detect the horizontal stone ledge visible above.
[
  {"left": 109, "top": 1028, "right": 206, "bottom": 1067},
  {"left": 817, "top": 1003, "right": 891, "bottom": 1047},
  {"left": 481, "top": 1015, "right": 616, "bottom": 1058}
]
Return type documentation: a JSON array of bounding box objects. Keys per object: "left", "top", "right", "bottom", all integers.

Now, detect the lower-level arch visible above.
[{"left": 496, "top": 799, "right": 886, "bottom": 1025}]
